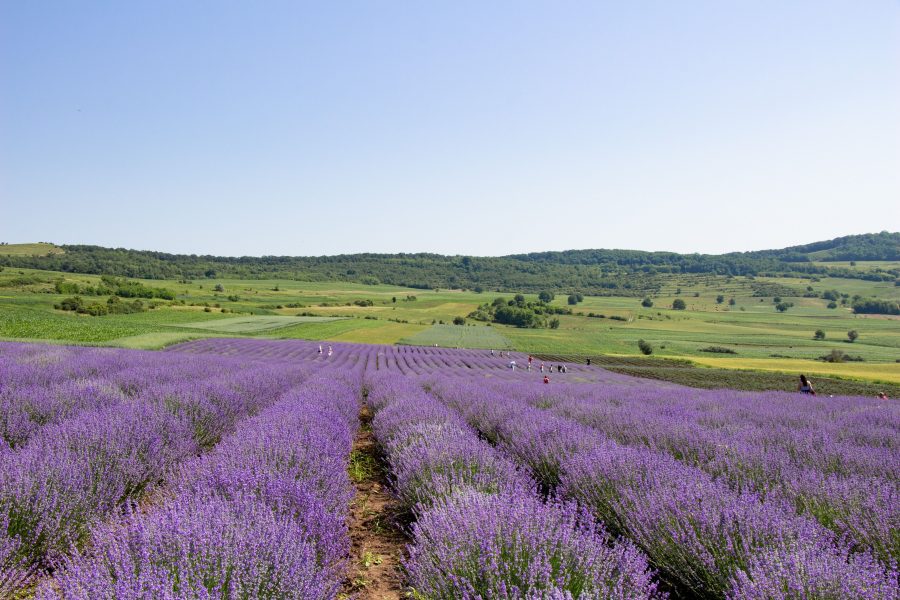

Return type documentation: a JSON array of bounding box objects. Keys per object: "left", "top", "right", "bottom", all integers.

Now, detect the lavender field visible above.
[{"left": 0, "top": 338, "right": 897, "bottom": 599}]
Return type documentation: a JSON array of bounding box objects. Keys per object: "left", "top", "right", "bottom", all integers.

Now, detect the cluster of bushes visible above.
[
  {"left": 775, "top": 301, "right": 794, "bottom": 312},
  {"left": 55, "top": 275, "right": 175, "bottom": 300},
  {"left": 468, "top": 295, "right": 571, "bottom": 328},
  {"left": 852, "top": 298, "right": 900, "bottom": 315},
  {"left": 353, "top": 299, "right": 374, "bottom": 307},
  {"left": 566, "top": 293, "right": 584, "bottom": 305},
  {"left": 699, "top": 346, "right": 737, "bottom": 354},
  {"left": 55, "top": 295, "right": 148, "bottom": 316},
  {"left": 0, "top": 274, "right": 49, "bottom": 287},
  {"left": 818, "top": 349, "right": 864, "bottom": 363}
]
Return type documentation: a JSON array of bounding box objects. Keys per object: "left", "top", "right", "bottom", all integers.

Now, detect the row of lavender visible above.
[
  {"left": 434, "top": 379, "right": 899, "bottom": 567},
  {"left": 38, "top": 372, "right": 361, "bottom": 598},
  {"left": 366, "top": 373, "right": 664, "bottom": 598},
  {"left": 426, "top": 376, "right": 898, "bottom": 599},
  {"left": 0, "top": 342, "right": 310, "bottom": 596},
  {"left": 168, "top": 337, "right": 610, "bottom": 382}
]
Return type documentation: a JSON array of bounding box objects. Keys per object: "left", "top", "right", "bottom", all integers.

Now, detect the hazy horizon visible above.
[
  {"left": 3, "top": 230, "right": 895, "bottom": 259},
  {"left": 3, "top": 2, "right": 899, "bottom": 256}
]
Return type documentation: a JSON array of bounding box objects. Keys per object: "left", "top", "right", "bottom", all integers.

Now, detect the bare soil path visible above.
[{"left": 342, "top": 405, "right": 406, "bottom": 599}]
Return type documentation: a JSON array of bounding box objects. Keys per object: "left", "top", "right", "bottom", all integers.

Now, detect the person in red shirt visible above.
[{"left": 543, "top": 375, "right": 550, "bottom": 384}]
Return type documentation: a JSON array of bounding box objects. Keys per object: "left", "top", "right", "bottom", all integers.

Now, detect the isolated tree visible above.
[
  {"left": 672, "top": 299, "right": 686, "bottom": 310},
  {"left": 638, "top": 339, "right": 653, "bottom": 355},
  {"left": 827, "top": 301, "right": 838, "bottom": 309},
  {"left": 814, "top": 329, "right": 826, "bottom": 340},
  {"left": 549, "top": 317, "right": 560, "bottom": 329},
  {"left": 847, "top": 330, "right": 859, "bottom": 343},
  {"left": 728, "top": 298, "right": 736, "bottom": 306},
  {"left": 567, "top": 294, "right": 578, "bottom": 305},
  {"left": 538, "top": 291, "right": 555, "bottom": 303},
  {"left": 641, "top": 297, "right": 653, "bottom": 308},
  {"left": 716, "top": 295, "right": 725, "bottom": 304},
  {"left": 453, "top": 316, "right": 466, "bottom": 325},
  {"left": 392, "top": 296, "right": 397, "bottom": 303},
  {"left": 213, "top": 284, "right": 225, "bottom": 292}
]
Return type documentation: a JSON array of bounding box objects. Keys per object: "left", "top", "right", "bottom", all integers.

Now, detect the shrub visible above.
[
  {"left": 699, "top": 346, "right": 737, "bottom": 354},
  {"left": 213, "top": 284, "right": 225, "bottom": 292},
  {"left": 728, "top": 298, "right": 736, "bottom": 306},
  {"left": 638, "top": 339, "right": 653, "bottom": 355},
  {"left": 814, "top": 329, "right": 826, "bottom": 340},
  {"left": 819, "top": 349, "right": 865, "bottom": 363},
  {"left": 452, "top": 316, "right": 466, "bottom": 326},
  {"left": 852, "top": 299, "right": 900, "bottom": 315},
  {"left": 847, "top": 330, "right": 859, "bottom": 343},
  {"left": 827, "top": 301, "right": 838, "bottom": 309},
  {"left": 716, "top": 295, "right": 724, "bottom": 304},
  {"left": 641, "top": 297, "right": 653, "bottom": 308},
  {"left": 549, "top": 318, "right": 560, "bottom": 329},
  {"left": 775, "top": 302, "right": 793, "bottom": 312},
  {"left": 672, "top": 299, "right": 686, "bottom": 310},
  {"left": 538, "top": 291, "right": 555, "bottom": 303}
]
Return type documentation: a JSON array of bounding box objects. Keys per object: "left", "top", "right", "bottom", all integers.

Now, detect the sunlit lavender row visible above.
[
  {"left": 367, "top": 373, "right": 664, "bottom": 599},
  {"left": 38, "top": 373, "right": 361, "bottom": 599},
  {"left": 425, "top": 376, "right": 899, "bottom": 598},
  {"left": 2, "top": 338, "right": 898, "bottom": 599},
  {"left": 0, "top": 342, "right": 310, "bottom": 596}
]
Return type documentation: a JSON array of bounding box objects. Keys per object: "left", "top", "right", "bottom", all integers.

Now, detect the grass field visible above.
[
  {"left": 0, "top": 265, "right": 897, "bottom": 383},
  {"left": 400, "top": 323, "right": 514, "bottom": 349},
  {"left": 175, "top": 315, "right": 343, "bottom": 333},
  {"left": 0, "top": 242, "right": 64, "bottom": 256}
]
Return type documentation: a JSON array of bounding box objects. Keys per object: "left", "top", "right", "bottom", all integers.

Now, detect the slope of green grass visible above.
[
  {"left": 400, "top": 324, "right": 513, "bottom": 349},
  {"left": 174, "top": 315, "right": 343, "bottom": 333},
  {"left": 0, "top": 242, "right": 64, "bottom": 256},
  {"left": 0, "top": 265, "right": 897, "bottom": 383}
]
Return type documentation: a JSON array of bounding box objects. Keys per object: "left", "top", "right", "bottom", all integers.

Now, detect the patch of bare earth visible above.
[{"left": 342, "top": 405, "right": 406, "bottom": 599}]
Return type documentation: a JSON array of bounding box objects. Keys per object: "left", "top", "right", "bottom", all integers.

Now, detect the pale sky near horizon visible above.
[{"left": 2, "top": 1, "right": 898, "bottom": 257}]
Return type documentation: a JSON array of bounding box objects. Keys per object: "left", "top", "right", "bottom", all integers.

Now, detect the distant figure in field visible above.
[
  {"left": 543, "top": 375, "right": 550, "bottom": 384},
  {"left": 586, "top": 358, "right": 591, "bottom": 366},
  {"left": 509, "top": 360, "right": 517, "bottom": 371},
  {"left": 327, "top": 345, "right": 333, "bottom": 358},
  {"left": 548, "top": 365, "right": 554, "bottom": 373},
  {"left": 318, "top": 345, "right": 323, "bottom": 354},
  {"left": 491, "top": 349, "right": 495, "bottom": 356},
  {"left": 877, "top": 391, "right": 888, "bottom": 400},
  {"left": 528, "top": 355, "right": 533, "bottom": 365},
  {"left": 526, "top": 363, "right": 532, "bottom": 372},
  {"left": 798, "top": 374, "right": 815, "bottom": 395},
  {"left": 540, "top": 363, "right": 544, "bottom": 373}
]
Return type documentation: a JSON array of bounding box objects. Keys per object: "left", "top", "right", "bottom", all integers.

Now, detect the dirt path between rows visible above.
[{"left": 342, "top": 405, "right": 406, "bottom": 599}]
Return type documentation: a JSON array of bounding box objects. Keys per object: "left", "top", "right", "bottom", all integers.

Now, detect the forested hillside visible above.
[{"left": 1, "top": 232, "right": 897, "bottom": 294}]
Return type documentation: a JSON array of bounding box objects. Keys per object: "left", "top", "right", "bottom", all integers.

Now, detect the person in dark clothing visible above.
[{"left": 798, "top": 374, "right": 815, "bottom": 395}]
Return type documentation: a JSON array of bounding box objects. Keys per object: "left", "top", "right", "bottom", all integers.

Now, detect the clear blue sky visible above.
[{"left": 2, "top": 1, "right": 898, "bottom": 257}]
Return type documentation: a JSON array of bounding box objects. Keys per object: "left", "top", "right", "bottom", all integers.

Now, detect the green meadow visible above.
[{"left": 0, "top": 264, "right": 897, "bottom": 384}]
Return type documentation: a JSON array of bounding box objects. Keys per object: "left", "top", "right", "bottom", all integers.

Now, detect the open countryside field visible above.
[
  {"left": 400, "top": 323, "right": 514, "bottom": 349},
  {"left": 0, "top": 265, "right": 897, "bottom": 383}
]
